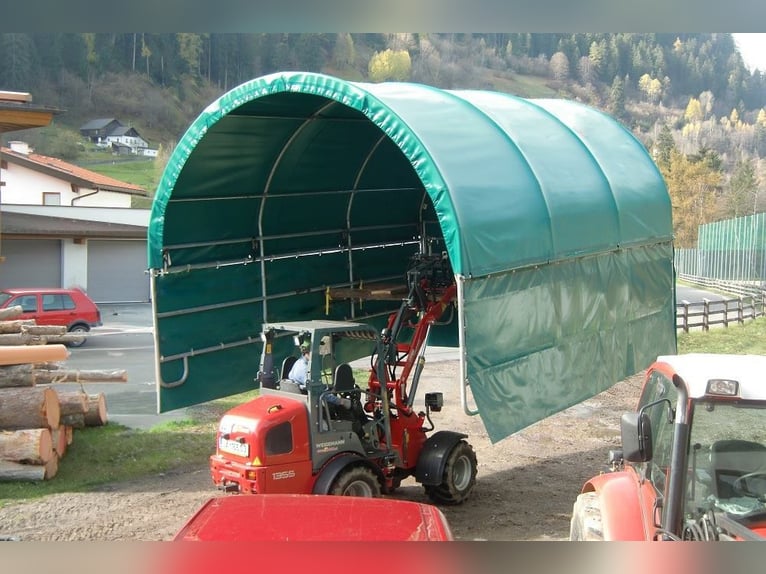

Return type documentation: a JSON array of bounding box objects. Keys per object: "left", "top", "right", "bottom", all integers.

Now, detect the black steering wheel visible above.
[{"left": 731, "top": 471, "right": 766, "bottom": 500}]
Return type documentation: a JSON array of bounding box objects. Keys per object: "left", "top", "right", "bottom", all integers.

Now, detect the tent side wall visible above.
[{"left": 463, "top": 241, "right": 675, "bottom": 442}]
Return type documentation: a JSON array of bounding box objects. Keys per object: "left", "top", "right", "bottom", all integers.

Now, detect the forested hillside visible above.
[{"left": 2, "top": 32, "right": 765, "bottom": 245}]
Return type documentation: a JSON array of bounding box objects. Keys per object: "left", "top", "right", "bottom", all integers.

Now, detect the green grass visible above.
[
  {"left": 80, "top": 158, "right": 161, "bottom": 194},
  {"left": 678, "top": 317, "right": 766, "bottom": 355},
  {"left": 0, "top": 389, "right": 258, "bottom": 506},
  {"left": 483, "top": 70, "right": 558, "bottom": 98}
]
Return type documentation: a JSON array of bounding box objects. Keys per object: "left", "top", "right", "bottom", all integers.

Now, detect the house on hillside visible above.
[
  {"left": 104, "top": 125, "right": 149, "bottom": 152},
  {"left": 79, "top": 118, "right": 150, "bottom": 154},
  {"left": 79, "top": 118, "right": 122, "bottom": 144}
]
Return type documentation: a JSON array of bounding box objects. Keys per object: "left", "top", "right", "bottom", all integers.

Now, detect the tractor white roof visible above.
[{"left": 654, "top": 353, "right": 766, "bottom": 400}]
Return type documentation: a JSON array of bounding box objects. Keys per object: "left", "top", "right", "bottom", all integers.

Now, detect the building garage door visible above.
[
  {"left": 0, "top": 239, "right": 61, "bottom": 288},
  {"left": 87, "top": 240, "right": 149, "bottom": 303}
]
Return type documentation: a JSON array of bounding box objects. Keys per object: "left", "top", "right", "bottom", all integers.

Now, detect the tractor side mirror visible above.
[{"left": 621, "top": 411, "right": 654, "bottom": 463}]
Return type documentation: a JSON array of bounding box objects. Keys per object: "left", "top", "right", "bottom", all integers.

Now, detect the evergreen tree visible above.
[
  {"left": 726, "top": 158, "right": 758, "bottom": 218},
  {"left": 0, "top": 33, "right": 36, "bottom": 89},
  {"left": 607, "top": 76, "right": 626, "bottom": 119},
  {"left": 655, "top": 124, "right": 676, "bottom": 168}
]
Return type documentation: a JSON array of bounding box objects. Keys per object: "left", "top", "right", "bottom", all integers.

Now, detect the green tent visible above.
[{"left": 148, "top": 71, "right": 676, "bottom": 443}]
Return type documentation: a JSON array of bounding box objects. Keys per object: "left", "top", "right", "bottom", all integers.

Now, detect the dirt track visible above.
[{"left": 0, "top": 361, "right": 643, "bottom": 541}]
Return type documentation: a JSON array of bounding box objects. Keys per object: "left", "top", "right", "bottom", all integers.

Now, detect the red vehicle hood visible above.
[{"left": 174, "top": 494, "right": 453, "bottom": 541}]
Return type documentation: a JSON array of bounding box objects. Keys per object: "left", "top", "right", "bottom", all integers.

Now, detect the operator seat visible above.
[
  {"left": 281, "top": 356, "right": 298, "bottom": 379},
  {"left": 331, "top": 363, "right": 369, "bottom": 433},
  {"left": 276, "top": 355, "right": 305, "bottom": 395},
  {"left": 710, "top": 439, "right": 766, "bottom": 499},
  {"left": 333, "top": 363, "right": 356, "bottom": 393}
]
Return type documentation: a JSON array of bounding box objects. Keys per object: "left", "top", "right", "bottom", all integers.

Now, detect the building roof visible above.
[
  {"left": 79, "top": 118, "right": 121, "bottom": 131},
  {"left": 0, "top": 146, "right": 147, "bottom": 196},
  {"left": 109, "top": 126, "right": 136, "bottom": 136},
  {"left": 0, "top": 211, "right": 146, "bottom": 239},
  {"left": 0, "top": 91, "right": 61, "bottom": 133}
]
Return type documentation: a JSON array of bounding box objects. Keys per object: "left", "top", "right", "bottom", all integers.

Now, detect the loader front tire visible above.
[{"left": 424, "top": 440, "right": 477, "bottom": 505}]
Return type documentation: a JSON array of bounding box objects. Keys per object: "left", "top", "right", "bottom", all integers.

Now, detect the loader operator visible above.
[{"left": 288, "top": 341, "right": 352, "bottom": 410}]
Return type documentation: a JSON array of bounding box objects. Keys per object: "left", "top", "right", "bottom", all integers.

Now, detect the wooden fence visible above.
[{"left": 676, "top": 293, "right": 765, "bottom": 332}]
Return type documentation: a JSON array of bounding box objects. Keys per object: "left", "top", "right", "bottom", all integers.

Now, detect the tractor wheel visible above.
[
  {"left": 66, "top": 324, "right": 90, "bottom": 347},
  {"left": 424, "top": 440, "right": 477, "bottom": 505},
  {"left": 569, "top": 492, "right": 604, "bottom": 541},
  {"left": 329, "top": 466, "right": 381, "bottom": 498}
]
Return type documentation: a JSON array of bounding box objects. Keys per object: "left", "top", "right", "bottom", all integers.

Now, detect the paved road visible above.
[
  {"left": 676, "top": 285, "right": 727, "bottom": 303},
  {"left": 60, "top": 285, "right": 723, "bottom": 430},
  {"left": 52, "top": 303, "right": 189, "bottom": 429}
]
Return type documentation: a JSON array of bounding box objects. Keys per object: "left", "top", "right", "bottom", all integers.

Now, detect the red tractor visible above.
[
  {"left": 571, "top": 353, "right": 766, "bottom": 541},
  {"left": 210, "top": 254, "right": 478, "bottom": 503}
]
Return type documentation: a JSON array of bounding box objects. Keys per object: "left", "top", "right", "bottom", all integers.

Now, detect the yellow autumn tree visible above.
[
  {"left": 729, "top": 108, "right": 741, "bottom": 128},
  {"left": 684, "top": 97, "right": 703, "bottom": 123},
  {"left": 368, "top": 49, "right": 412, "bottom": 82},
  {"left": 638, "top": 73, "right": 662, "bottom": 103},
  {"left": 659, "top": 150, "right": 721, "bottom": 247}
]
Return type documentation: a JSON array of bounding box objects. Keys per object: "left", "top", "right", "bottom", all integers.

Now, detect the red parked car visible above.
[{"left": 0, "top": 287, "right": 102, "bottom": 347}]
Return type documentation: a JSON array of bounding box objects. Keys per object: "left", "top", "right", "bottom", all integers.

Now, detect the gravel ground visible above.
[{"left": 0, "top": 361, "right": 643, "bottom": 541}]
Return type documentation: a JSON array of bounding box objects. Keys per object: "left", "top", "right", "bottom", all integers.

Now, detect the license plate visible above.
[{"left": 219, "top": 437, "right": 249, "bottom": 457}]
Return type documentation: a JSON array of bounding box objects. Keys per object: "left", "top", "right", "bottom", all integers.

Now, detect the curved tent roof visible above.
[
  {"left": 148, "top": 71, "right": 675, "bottom": 442},
  {"left": 149, "top": 71, "right": 669, "bottom": 276}
]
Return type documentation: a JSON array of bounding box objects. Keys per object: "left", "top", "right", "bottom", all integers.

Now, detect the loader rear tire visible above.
[
  {"left": 569, "top": 492, "right": 604, "bottom": 541},
  {"left": 329, "top": 465, "right": 381, "bottom": 498},
  {"left": 424, "top": 440, "right": 477, "bottom": 505}
]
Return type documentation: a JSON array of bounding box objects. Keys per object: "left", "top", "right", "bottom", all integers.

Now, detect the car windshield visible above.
[
  {"left": 0, "top": 292, "right": 12, "bottom": 305},
  {"left": 687, "top": 401, "right": 766, "bottom": 516}
]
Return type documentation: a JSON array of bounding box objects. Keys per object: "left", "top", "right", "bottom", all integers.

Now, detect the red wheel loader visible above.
[{"left": 209, "top": 254, "right": 478, "bottom": 503}]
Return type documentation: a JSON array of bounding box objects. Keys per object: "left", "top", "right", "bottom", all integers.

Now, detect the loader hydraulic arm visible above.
[{"left": 369, "top": 254, "right": 456, "bottom": 415}]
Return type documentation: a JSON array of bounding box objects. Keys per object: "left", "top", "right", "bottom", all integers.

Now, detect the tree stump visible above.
[
  {"left": 0, "top": 428, "right": 54, "bottom": 464},
  {"left": 51, "top": 425, "right": 69, "bottom": 458},
  {"left": 0, "top": 387, "right": 60, "bottom": 430},
  {"left": 85, "top": 393, "right": 108, "bottom": 426},
  {"left": 55, "top": 390, "right": 88, "bottom": 417},
  {"left": 0, "top": 306, "right": 23, "bottom": 321},
  {"left": 60, "top": 413, "right": 85, "bottom": 428},
  {"left": 0, "top": 320, "right": 35, "bottom": 334},
  {"left": 0, "top": 364, "right": 36, "bottom": 388},
  {"left": 0, "top": 457, "right": 58, "bottom": 481}
]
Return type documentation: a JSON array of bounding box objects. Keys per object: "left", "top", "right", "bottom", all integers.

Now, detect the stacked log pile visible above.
[{"left": 0, "top": 305, "right": 127, "bottom": 481}]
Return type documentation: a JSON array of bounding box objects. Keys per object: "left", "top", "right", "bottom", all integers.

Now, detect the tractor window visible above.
[
  {"left": 639, "top": 371, "right": 678, "bottom": 497},
  {"left": 265, "top": 422, "right": 293, "bottom": 456}
]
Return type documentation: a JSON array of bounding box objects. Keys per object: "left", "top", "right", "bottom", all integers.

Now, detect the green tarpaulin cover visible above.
[{"left": 148, "top": 71, "right": 676, "bottom": 443}]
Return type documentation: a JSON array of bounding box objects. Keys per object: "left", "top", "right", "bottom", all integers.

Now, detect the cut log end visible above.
[{"left": 85, "top": 393, "right": 108, "bottom": 426}]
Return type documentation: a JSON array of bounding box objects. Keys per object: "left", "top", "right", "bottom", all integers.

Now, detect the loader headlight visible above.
[{"left": 425, "top": 392, "right": 443, "bottom": 412}]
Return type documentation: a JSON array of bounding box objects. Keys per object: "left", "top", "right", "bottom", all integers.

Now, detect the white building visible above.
[
  {"left": 104, "top": 126, "right": 149, "bottom": 152},
  {"left": 0, "top": 141, "right": 151, "bottom": 302}
]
